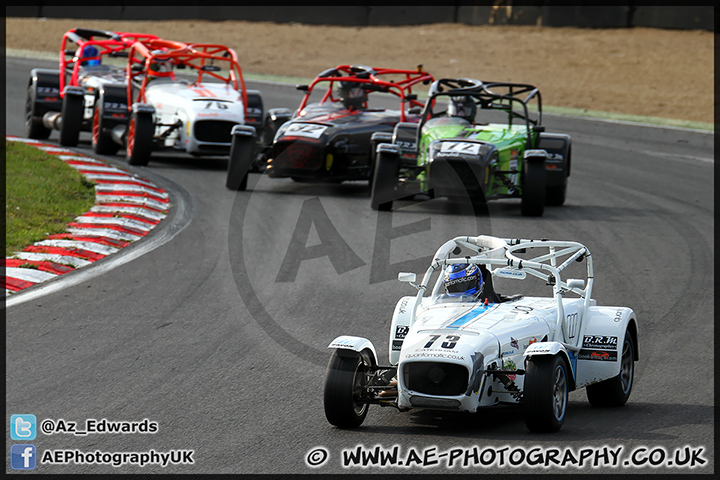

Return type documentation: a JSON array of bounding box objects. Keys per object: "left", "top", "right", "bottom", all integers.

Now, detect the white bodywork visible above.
[
  {"left": 144, "top": 80, "right": 246, "bottom": 154},
  {"left": 329, "top": 235, "right": 638, "bottom": 413}
]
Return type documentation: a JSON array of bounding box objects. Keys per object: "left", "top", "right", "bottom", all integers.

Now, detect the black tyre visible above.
[
  {"left": 370, "top": 151, "right": 400, "bottom": 211},
  {"left": 126, "top": 111, "right": 154, "bottom": 166},
  {"left": 524, "top": 355, "right": 569, "bottom": 433},
  {"left": 545, "top": 181, "right": 567, "bottom": 206},
  {"left": 521, "top": 159, "right": 546, "bottom": 217},
  {"left": 545, "top": 145, "right": 569, "bottom": 206},
  {"left": 586, "top": 331, "right": 635, "bottom": 407},
  {"left": 226, "top": 134, "right": 256, "bottom": 190},
  {"left": 92, "top": 97, "right": 120, "bottom": 155},
  {"left": 59, "top": 94, "right": 84, "bottom": 147},
  {"left": 25, "top": 83, "right": 51, "bottom": 140},
  {"left": 324, "top": 350, "right": 371, "bottom": 428}
]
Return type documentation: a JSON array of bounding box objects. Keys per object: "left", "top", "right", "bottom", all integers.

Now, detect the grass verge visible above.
[{"left": 5, "top": 140, "right": 96, "bottom": 256}]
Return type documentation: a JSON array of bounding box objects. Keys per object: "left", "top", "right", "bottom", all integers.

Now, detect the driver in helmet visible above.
[
  {"left": 447, "top": 95, "right": 477, "bottom": 123},
  {"left": 79, "top": 45, "right": 101, "bottom": 67},
  {"left": 443, "top": 262, "right": 501, "bottom": 303},
  {"left": 149, "top": 49, "right": 175, "bottom": 78},
  {"left": 336, "top": 81, "right": 367, "bottom": 110}
]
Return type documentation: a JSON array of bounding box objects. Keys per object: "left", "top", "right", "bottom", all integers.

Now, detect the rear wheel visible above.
[
  {"left": 324, "top": 350, "right": 371, "bottom": 428},
  {"left": 370, "top": 151, "right": 400, "bottom": 211},
  {"left": 25, "top": 83, "right": 51, "bottom": 140},
  {"left": 59, "top": 94, "right": 84, "bottom": 147},
  {"left": 521, "top": 159, "right": 546, "bottom": 217},
  {"left": 92, "top": 98, "right": 120, "bottom": 155},
  {"left": 226, "top": 133, "right": 256, "bottom": 190},
  {"left": 545, "top": 181, "right": 567, "bottom": 206},
  {"left": 524, "top": 355, "right": 569, "bottom": 432},
  {"left": 586, "top": 330, "right": 635, "bottom": 407},
  {"left": 126, "top": 111, "right": 154, "bottom": 166}
]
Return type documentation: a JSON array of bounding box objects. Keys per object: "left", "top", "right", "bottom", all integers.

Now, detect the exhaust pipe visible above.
[
  {"left": 111, "top": 124, "right": 126, "bottom": 146},
  {"left": 42, "top": 111, "right": 62, "bottom": 131}
]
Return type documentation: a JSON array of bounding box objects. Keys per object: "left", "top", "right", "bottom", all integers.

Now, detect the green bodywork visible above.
[{"left": 410, "top": 118, "right": 538, "bottom": 197}]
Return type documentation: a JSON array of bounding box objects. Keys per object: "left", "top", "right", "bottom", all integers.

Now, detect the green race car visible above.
[{"left": 369, "top": 78, "right": 571, "bottom": 216}]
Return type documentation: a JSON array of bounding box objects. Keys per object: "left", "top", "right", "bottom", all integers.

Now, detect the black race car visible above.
[{"left": 225, "top": 64, "right": 434, "bottom": 190}]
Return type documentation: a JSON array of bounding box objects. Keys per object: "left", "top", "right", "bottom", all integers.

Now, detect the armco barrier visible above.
[{"left": 5, "top": 5, "right": 713, "bottom": 31}]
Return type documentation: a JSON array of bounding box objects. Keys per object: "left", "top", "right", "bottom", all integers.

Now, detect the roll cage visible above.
[
  {"left": 126, "top": 39, "right": 249, "bottom": 117},
  {"left": 403, "top": 235, "right": 593, "bottom": 351},
  {"left": 295, "top": 64, "right": 434, "bottom": 122},
  {"left": 420, "top": 78, "right": 544, "bottom": 145},
  {"left": 59, "top": 28, "right": 159, "bottom": 97}
]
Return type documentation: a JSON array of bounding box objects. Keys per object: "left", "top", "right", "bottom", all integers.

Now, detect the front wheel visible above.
[
  {"left": 523, "top": 355, "right": 569, "bottom": 432},
  {"left": 226, "top": 133, "right": 257, "bottom": 190},
  {"left": 324, "top": 350, "right": 372, "bottom": 428},
  {"left": 92, "top": 97, "right": 120, "bottom": 155},
  {"left": 59, "top": 94, "right": 84, "bottom": 147},
  {"left": 521, "top": 159, "right": 546, "bottom": 217},
  {"left": 586, "top": 331, "right": 635, "bottom": 407},
  {"left": 126, "top": 111, "right": 154, "bottom": 166},
  {"left": 25, "top": 83, "right": 51, "bottom": 140},
  {"left": 370, "top": 151, "right": 400, "bottom": 211}
]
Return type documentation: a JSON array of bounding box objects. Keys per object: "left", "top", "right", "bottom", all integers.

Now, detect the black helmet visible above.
[
  {"left": 447, "top": 96, "right": 477, "bottom": 123},
  {"left": 337, "top": 81, "right": 367, "bottom": 109}
]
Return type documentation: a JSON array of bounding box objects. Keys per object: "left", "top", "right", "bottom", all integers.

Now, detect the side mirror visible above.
[
  {"left": 296, "top": 84, "right": 309, "bottom": 92},
  {"left": 405, "top": 94, "right": 417, "bottom": 101},
  {"left": 398, "top": 272, "right": 416, "bottom": 283},
  {"left": 533, "top": 125, "right": 545, "bottom": 133},
  {"left": 131, "top": 64, "right": 144, "bottom": 72},
  {"left": 567, "top": 279, "right": 585, "bottom": 290}
]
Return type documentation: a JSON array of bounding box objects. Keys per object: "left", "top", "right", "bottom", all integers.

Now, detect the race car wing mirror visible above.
[
  {"left": 533, "top": 125, "right": 545, "bottom": 133},
  {"left": 398, "top": 272, "right": 417, "bottom": 283},
  {"left": 296, "top": 85, "right": 309, "bottom": 92},
  {"left": 405, "top": 94, "right": 417, "bottom": 101},
  {"left": 131, "top": 64, "right": 144, "bottom": 72},
  {"left": 567, "top": 279, "right": 585, "bottom": 290}
]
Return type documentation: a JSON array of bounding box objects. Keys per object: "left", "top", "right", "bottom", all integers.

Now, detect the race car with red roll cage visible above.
[
  {"left": 369, "top": 78, "right": 572, "bottom": 216},
  {"left": 324, "top": 235, "right": 639, "bottom": 433},
  {"left": 24, "top": 28, "right": 158, "bottom": 149},
  {"left": 92, "top": 38, "right": 264, "bottom": 165},
  {"left": 225, "top": 64, "right": 434, "bottom": 191}
]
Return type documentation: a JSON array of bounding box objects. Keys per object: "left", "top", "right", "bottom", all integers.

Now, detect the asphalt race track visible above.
[{"left": 5, "top": 56, "right": 714, "bottom": 474}]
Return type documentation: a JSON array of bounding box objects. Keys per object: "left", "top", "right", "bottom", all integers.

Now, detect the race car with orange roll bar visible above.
[
  {"left": 24, "top": 28, "right": 158, "bottom": 149},
  {"left": 91, "top": 38, "right": 264, "bottom": 165},
  {"left": 225, "top": 64, "right": 434, "bottom": 191}
]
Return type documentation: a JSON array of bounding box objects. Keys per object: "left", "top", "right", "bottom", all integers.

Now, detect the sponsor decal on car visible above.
[
  {"left": 578, "top": 349, "right": 617, "bottom": 361},
  {"left": 392, "top": 340, "right": 403, "bottom": 351},
  {"left": 510, "top": 337, "right": 519, "bottom": 349},
  {"left": 395, "top": 325, "right": 409, "bottom": 339},
  {"left": 582, "top": 335, "right": 618, "bottom": 350},
  {"left": 503, "top": 358, "right": 517, "bottom": 380}
]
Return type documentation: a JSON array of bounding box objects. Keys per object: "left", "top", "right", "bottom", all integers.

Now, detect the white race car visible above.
[
  {"left": 324, "top": 235, "right": 639, "bottom": 432},
  {"left": 93, "top": 39, "right": 263, "bottom": 165}
]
